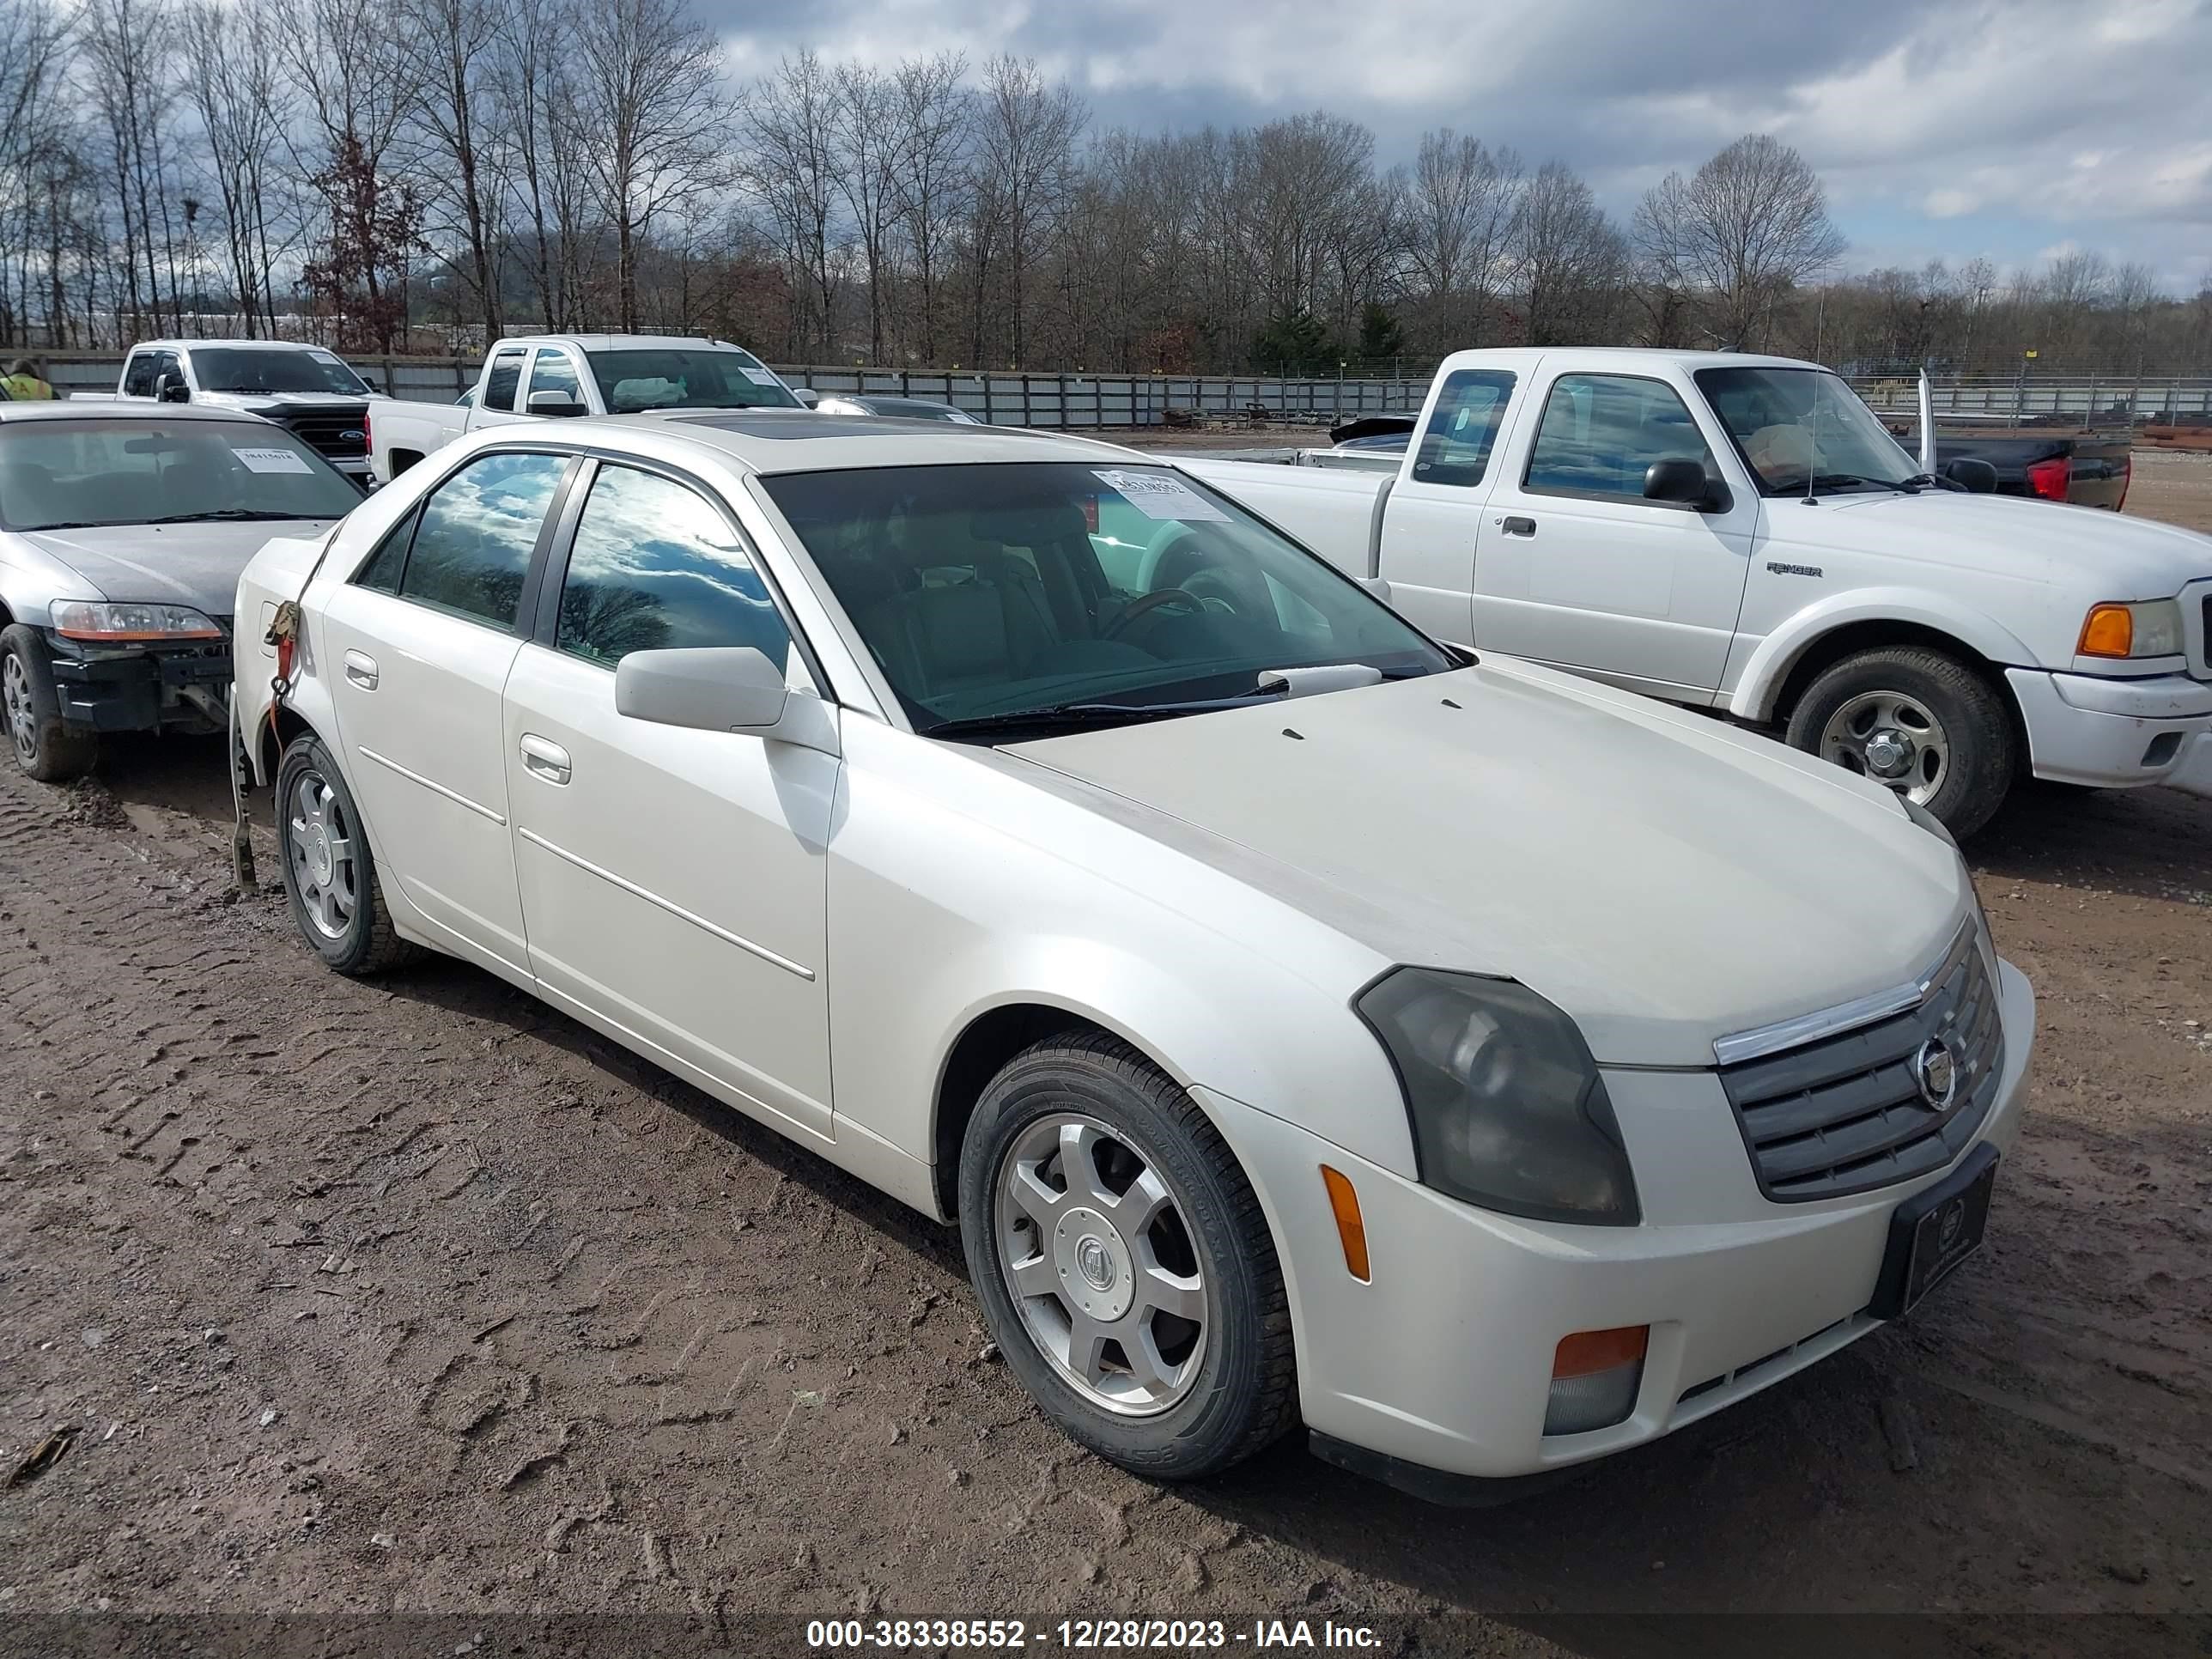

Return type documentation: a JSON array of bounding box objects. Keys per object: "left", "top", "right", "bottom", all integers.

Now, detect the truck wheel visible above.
[
  {"left": 1787, "top": 647, "right": 2015, "bottom": 838},
  {"left": 958, "top": 1032, "right": 1297, "bottom": 1482},
  {"left": 275, "top": 733, "right": 418, "bottom": 975},
  {"left": 2, "top": 623, "right": 97, "bottom": 783}
]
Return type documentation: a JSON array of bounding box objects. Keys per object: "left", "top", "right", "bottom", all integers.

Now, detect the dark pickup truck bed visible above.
[{"left": 1881, "top": 421, "right": 2132, "bottom": 511}]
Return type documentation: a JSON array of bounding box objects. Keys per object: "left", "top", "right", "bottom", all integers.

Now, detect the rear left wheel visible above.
[
  {"left": 275, "top": 733, "right": 417, "bottom": 975},
  {"left": 957, "top": 1032, "right": 1297, "bottom": 1481}
]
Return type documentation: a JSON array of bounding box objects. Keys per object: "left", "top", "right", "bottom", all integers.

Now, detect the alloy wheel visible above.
[
  {"left": 992, "top": 1113, "right": 1208, "bottom": 1417},
  {"left": 287, "top": 769, "right": 361, "bottom": 941},
  {"left": 3, "top": 652, "right": 35, "bottom": 768}
]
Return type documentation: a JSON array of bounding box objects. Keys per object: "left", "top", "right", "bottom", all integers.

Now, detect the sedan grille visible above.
[
  {"left": 1717, "top": 923, "right": 2002, "bottom": 1203},
  {"left": 280, "top": 407, "right": 370, "bottom": 459}
]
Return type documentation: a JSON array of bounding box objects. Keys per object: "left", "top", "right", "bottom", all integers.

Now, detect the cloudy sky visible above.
[{"left": 711, "top": 0, "right": 2212, "bottom": 292}]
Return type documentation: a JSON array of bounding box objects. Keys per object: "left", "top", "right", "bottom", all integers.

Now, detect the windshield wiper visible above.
[
  {"left": 1805, "top": 473, "right": 1915, "bottom": 496},
  {"left": 143, "top": 508, "right": 312, "bottom": 524},
  {"left": 926, "top": 691, "right": 1286, "bottom": 740}
]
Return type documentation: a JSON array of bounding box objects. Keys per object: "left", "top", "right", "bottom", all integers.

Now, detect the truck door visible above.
[
  {"left": 1475, "top": 369, "right": 1757, "bottom": 702},
  {"left": 1370, "top": 367, "right": 1519, "bottom": 643}
]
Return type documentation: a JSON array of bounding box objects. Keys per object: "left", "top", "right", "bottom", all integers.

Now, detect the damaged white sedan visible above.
[{"left": 234, "top": 410, "right": 2033, "bottom": 1499}]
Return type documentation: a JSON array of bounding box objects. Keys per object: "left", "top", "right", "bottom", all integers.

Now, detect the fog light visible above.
[{"left": 1543, "top": 1325, "right": 1648, "bottom": 1436}]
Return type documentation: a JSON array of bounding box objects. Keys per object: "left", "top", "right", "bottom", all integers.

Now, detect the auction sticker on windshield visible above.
[
  {"left": 232, "top": 447, "right": 315, "bottom": 475},
  {"left": 1092, "top": 468, "right": 1227, "bottom": 521},
  {"left": 742, "top": 367, "right": 781, "bottom": 386}
]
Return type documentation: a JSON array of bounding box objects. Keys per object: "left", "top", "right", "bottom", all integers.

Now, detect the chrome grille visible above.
[{"left": 1717, "top": 923, "right": 2002, "bottom": 1203}]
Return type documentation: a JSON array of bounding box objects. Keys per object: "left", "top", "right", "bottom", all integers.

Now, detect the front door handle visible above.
[
  {"left": 343, "top": 649, "right": 379, "bottom": 690},
  {"left": 1499, "top": 515, "right": 1537, "bottom": 538},
  {"left": 519, "top": 733, "right": 572, "bottom": 786}
]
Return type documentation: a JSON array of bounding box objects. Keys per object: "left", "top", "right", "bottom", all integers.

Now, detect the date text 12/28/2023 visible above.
[{"left": 805, "top": 1618, "right": 1386, "bottom": 1650}]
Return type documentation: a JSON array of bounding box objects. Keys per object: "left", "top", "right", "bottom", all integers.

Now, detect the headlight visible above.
[
  {"left": 51, "top": 601, "right": 224, "bottom": 642},
  {"left": 2078, "top": 599, "right": 2183, "bottom": 659},
  {"left": 1357, "top": 969, "right": 1639, "bottom": 1225}
]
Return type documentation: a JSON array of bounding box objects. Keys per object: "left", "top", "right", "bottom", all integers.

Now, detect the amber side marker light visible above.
[
  {"left": 2078, "top": 604, "right": 2135, "bottom": 658},
  {"left": 1545, "top": 1325, "right": 1650, "bottom": 1437},
  {"left": 1318, "top": 1165, "right": 1370, "bottom": 1283}
]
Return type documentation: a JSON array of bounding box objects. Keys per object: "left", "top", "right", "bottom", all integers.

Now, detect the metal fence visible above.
[{"left": 24, "top": 349, "right": 2212, "bottom": 430}]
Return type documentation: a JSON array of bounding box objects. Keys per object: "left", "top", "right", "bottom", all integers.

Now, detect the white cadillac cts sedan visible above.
[{"left": 234, "top": 411, "right": 2034, "bottom": 1499}]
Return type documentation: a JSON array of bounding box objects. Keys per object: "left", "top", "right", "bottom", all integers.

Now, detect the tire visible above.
[
  {"left": 274, "top": 733, "right": 418, "bottom": 975},
  {"left": 957, "top": 1031, "right": 1297, "bottom": 1482},
  {"left": 2, "top": 623, "right": 98, "bottom": 783},
  {"left": 1786, "top": 646, "right": 2016, "bottom": 839}
]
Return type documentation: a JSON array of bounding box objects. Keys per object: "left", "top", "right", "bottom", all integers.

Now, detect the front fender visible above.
[{"left": 1728, "top": 588, "right": 2041, "bottom": 723}]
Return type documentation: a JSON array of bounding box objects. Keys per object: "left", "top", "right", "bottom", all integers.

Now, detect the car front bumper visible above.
[
  {"left": 1197, "top": 956, "right": 2033, "bottom": 1494},
  {"left": 2008, "top": 667, "right": 2212, "bottom": 792},
  {"left": 51, "top": 638, "right": 235, "bottom": 732}
]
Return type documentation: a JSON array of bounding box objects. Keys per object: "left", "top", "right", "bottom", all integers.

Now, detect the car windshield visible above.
[
  {"left": 192, "top": 348, "right": 369, "bottom": 396},
  {"left": 1696, "top": 367, "right": 1918, "bottom": 495},
  {"left": 0, "top": 420, "right": 361, "bottom": 532},
  {"left": 758, "top": 461, "right": 1451, "bottom": 732},
  {"left": 585, "top": 349, "right": 799, "bottom": 414}
]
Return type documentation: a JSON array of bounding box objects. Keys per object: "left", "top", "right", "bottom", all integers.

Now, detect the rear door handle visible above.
[
  {"left": 1499, "top": 516, "right": 1537, "bottom": 538},
  {"left": 519, "top": 733, "right": 572, "bottom": 786},
  {"left": 343, "top": 649, "right": 379, "bottom": 690}
]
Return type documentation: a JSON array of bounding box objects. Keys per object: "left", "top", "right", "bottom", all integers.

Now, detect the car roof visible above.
[
  {"left": 587, "top": 408, "right": 1136, "bottom": 474},
  {"left": 0, "top": 401, "right": 278, "bottom": 424},
  {"left": 1437, "top": 346, "right": 1821, "bottom": 374},
  {"left": 131, "top": 338, "right": 342, "bottom": 355},
  {"left": 495, "top": 334, "right": 765, "bottom": 356}
]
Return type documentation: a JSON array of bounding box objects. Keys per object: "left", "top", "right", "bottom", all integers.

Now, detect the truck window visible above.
[
  {"left": 483, "top": 349, "right": 526, "bottom": 412},
  {"left": 1411, "top": 369, "right": 1516, "bottom": 488},
  {"left": 1522, "top": 374, "right": 1717, "bottom": 503},
  {"left": 121, "top": 352, "right": 158, "bottom": 398}
]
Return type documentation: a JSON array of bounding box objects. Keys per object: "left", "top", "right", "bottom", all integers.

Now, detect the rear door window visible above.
[
  {"left": 1411, "top": 369, "right": 1516, "bottom": 488},
  {"left": 398, "top": 451, "right": 568, "bottom": 628},
  {"left": 482, "top": 350, "right": 526, "bottom": 413}
]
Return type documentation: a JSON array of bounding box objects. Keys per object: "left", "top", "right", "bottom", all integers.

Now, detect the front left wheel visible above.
[
  {"left": 275, "top": 733, "right": 417, "bottom": 975},
  {"left": 957, "top": 1032, "right": 1297, "bottom": 1482},
  {"left": 3, "top": 624, "right": 97, "bottom": 782}
]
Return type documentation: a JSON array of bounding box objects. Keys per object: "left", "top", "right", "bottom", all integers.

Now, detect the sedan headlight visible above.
[
  {"left": 1357, "top": 969, "right": 1639, "bottom": 1225},
  {"left": 51, "top": 601, "right": 225, "bottom": 643},
  {"left": 2078, "top": 599, "right": 2183, "bottom": 659}
]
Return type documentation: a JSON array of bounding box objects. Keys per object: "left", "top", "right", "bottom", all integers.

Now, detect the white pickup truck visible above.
[
  {"left": 1180, "top": 348, "right": 2212, "bottom": 836},
  {"left": 369, "top": 334, "right": 803, "bottom": 483}
]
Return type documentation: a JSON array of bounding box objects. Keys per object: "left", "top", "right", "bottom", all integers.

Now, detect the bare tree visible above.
[
  {"left": 571, "top": 0, "right": 727, "bottom": 333},
  {"left": 969, "top": 54, "right": 1083, "bottom": 365},
  {"left": 1512, "top": 161, "right": 1627, "bottom": 345},
  {"left": 182, "top": 0, "right": 294, "bottom": 337},
  {"left": 1403, "top": 129, "right": 1522, "bottom": 343},
  {"left": 1634, "top": 132, "right": 1844, "bottom": 350},
  {"left": 81, "top": 0, "right": 191, "bottom": 337},
  {"left": 830, "top": 61, "right": 902, "bottom": 363},
  {"left": 0, "top": 0, "right": 76, "bottom": 343},
  {"left": 741, "top": 49, "right": 842, "bottom": 357},
  {"left": 888, "top": 51, "right": 969, "bottom": 364},
  {"left": 399, "top": 0, "right": 507, "bottom": 343}
]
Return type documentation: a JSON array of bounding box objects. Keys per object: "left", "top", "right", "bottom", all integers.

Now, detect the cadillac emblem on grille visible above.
[{"left": 1912, "top": 1035, "right": 1959, "bottom": 1110}]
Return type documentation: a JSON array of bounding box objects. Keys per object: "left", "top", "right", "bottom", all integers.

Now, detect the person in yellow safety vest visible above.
[{"left": 0, "top": 358, "right": 56, "bottom": 399}]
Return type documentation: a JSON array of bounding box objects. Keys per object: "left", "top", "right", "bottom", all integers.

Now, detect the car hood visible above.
[
  {"left": 1002, "top": 662, "right": 1972, "bottom": 1066},
  {"left": 21, "top": 520, "right": 336, "bottom": 621},
  {"left": 1788, "top": 489, "right": 2212, "bottom": 595}
]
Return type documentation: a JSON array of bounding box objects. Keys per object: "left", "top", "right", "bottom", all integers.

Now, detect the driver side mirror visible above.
[
  {"left": 615, "top": 646, "right": 838, "bottom": 756},
  {"left": 155, "top": 373, "right": 189, "bottom": 404},
  {"left": 1643, "top": 458, "right": 1718, "bottom": 509},
  {"left": 791, "top": 386, "right": 820, "bottom": 408},
  {"left": 527, "top": 388, "right": 585, "bottom": 416},
  {"left": 1942, "top": 457, "right": 1998, "bottom": 494}
]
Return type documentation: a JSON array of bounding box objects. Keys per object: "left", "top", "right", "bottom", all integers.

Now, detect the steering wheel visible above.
[{"left": 1104, "top": 587, "right": 1206, "bottom": 639}]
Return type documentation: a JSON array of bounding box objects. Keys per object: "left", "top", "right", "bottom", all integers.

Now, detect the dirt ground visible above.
[{"left": 3, "top": 455, "right": 2210, "bottom": 1659}]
